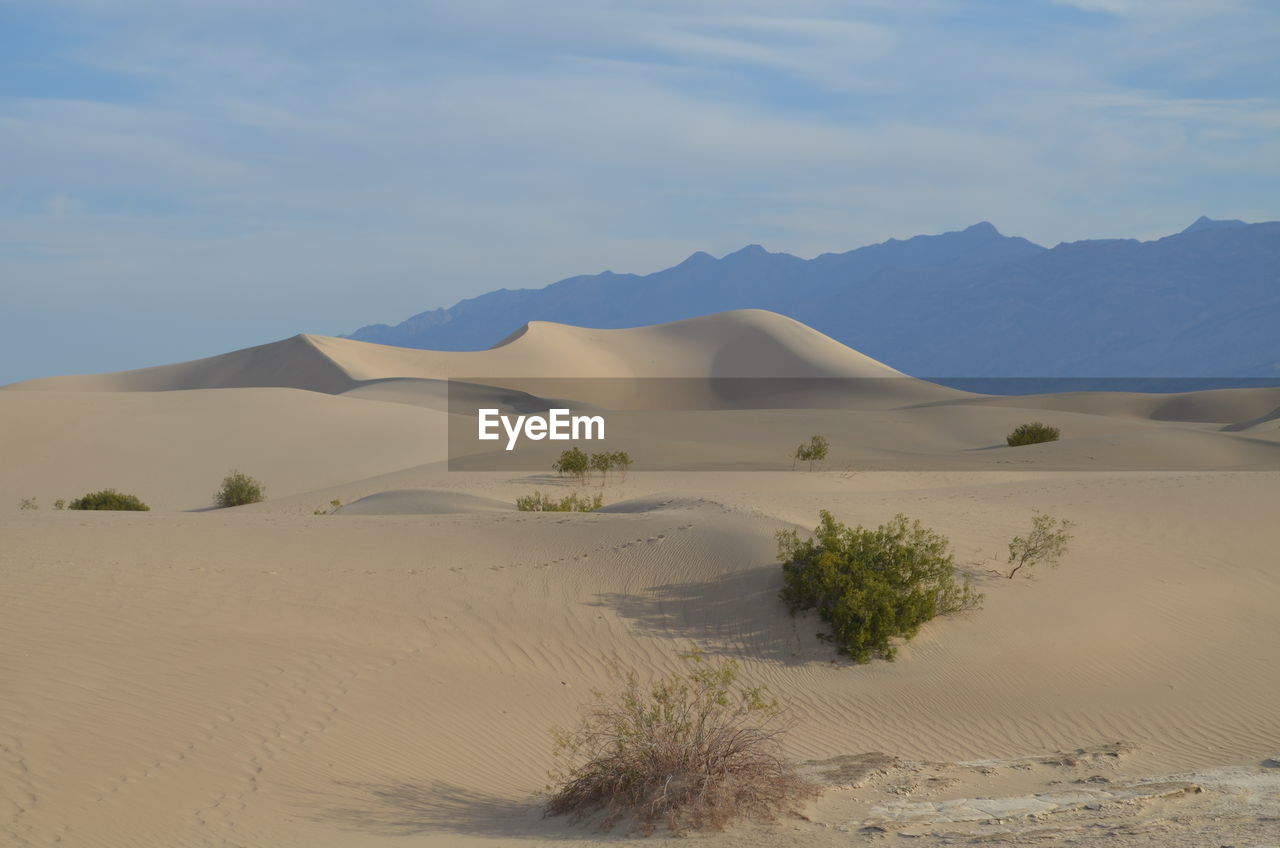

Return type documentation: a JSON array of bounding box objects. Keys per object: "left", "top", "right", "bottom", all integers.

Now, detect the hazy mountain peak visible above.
[
  {"left": 963, "top": 221, "right": 1001, "bottom": 236},
  {"left": 726, "top": 243, "right": 770, "bottom": 259},
  {"left": 675, "top": 250, "right": 716, "bottom": 269},
  {"left": 1182, "top": 215, "right": 1248, "bottom": 234}
]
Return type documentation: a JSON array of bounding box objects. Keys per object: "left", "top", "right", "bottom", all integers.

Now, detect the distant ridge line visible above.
[{"left": 345, "top": 218, "right": 1280, "bottom": 379}]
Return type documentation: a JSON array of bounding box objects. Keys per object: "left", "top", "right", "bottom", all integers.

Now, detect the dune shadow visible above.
[
  {"left": 518, "top": 472, "right": 589, "bottom": 487},
  {"left": 593, "top": 567, "right": 819, "bottom": 666},
  {"left": 303, "top": 779, "right": 629, "bottom": 841}
]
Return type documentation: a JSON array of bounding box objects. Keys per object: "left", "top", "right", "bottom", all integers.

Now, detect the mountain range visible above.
[{"left": 347, "top": 216, "right": 1280, "bottom": 379}]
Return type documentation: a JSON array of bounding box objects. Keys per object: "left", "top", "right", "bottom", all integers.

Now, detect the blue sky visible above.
[{"left": 2, "top": 0, "right": 1278, "bottom": 383}]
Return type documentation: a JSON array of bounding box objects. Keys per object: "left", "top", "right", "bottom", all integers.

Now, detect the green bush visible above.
[
  {"left": 793, "top": 435, "right": 829, "bottom": 471},
  {"left": 1003, "top": 512, "right": 1074, "bottom": 579},
  {"left": 314, "top": 499, "right": 343, "bottom": 515},
  {"left": 553, "top": 447, "right": 590, "bottom": 483},
  {"left": 609, "top": 451, "right": 632, "bottom": 478},
  {"left": 516, "top": 491, "right": 603, "bottom": 512},
  {"left": 547, "top": 651, "right": 818, "bottom": 834},
  {"left": 1006, "top": 422, "right": 1060, "bottom": 447},
  {"left": 778, "top": 512, "right": 981, "bottom": 663},
  {"left": 589, "top": 450, "right": 633, "bottom": 483},
  {"left": 68, "top": 489, "right": 150, "bottom": 511},
  {"left": 213, "top": 470, "right": 266, "bottom": 508},
  {"left": 555, "top": 448, "right": 633, "bottom": 484}
]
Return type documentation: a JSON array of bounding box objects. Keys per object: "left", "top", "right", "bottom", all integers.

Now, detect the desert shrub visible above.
[
  {"left": 547, "top": 651, "right": 819, "bottom": 834},
  {"left": 588, "top": 451, "right": 633, "bottom": 484},
  {"left": 18, "top": 497, "right": 38, "bottom": 511},
  {"left": 516, "top": 491, "right": 603, "bottom": 512},
  {"left": 553, "top": 447, "right": 590, "bottom": 483},
  {"left": 213, "top": 470, "right": 266, "bottom": 508},
  {"left": 555, "top": 449, "right": 633, "bottom": 484},
  {"left": 68, "top": 489, "right": 150, "bottom": 511},
  {"left": 1006, "top": 422, "right": 1060, "bottom": 447},
  {"left": 609, "top": 451, "right": 632, "bottom": 477},
  {"left": 53, "top": 498, "right": 66, "bottom": 510},
  {"left": 793, "top": 435, "right": 829, "bottom": 470},
  {"left": 1002, "top": 512, "right": 1074, "bottom": 579},
  {"left": 778, "top": 512, "right": 981, "bottom": 662}
]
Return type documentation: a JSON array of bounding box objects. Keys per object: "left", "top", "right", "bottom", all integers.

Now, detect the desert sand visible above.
[{"left": 2, "top": 310, "right": 1278, "bottom": 846}]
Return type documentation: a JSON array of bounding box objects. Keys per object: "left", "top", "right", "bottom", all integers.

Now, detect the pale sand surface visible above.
[{"left": 3, "top": 311, "right": 1278, "bottom": 846}]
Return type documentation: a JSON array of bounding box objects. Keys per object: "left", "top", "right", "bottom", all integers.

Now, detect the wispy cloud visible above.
[
  {"left": 1049, "top": 0, "right": 1247, "bottom": 16},
  {"left": 1, "top": 0, "right": 1278, "bottom": 381}
]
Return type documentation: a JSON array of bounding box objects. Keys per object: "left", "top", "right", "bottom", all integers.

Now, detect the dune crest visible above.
[
  {"left": 4, "top": 334, "right": 358, "bottom": 394},
  {"left": 4, "top": 310, "right": 912, "bottom": 393}
]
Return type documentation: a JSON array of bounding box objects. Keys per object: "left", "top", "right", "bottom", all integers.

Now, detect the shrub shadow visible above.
[
  {"left": 517, "top": 473, "right": 592, "bottom": 487},
  {"left": 592, "top": 567, "right": 821, "bottom": 666},
  {"left": 303, "top": 779, "right": 631, "bottom": 841}
]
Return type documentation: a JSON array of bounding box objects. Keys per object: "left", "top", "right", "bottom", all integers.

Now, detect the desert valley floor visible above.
[{"left": 2, "top": 311, "right": 1278, "bottom": 847}]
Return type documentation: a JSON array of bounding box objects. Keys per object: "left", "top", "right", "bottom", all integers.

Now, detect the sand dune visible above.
[
  {"left": 1224, "top": 402, "right": 1280, "bottom": 432},
  {"left": 334, "top": 489, "right": 512, "bottom": 515},
  {"left": 935, "top": 386, "right": 1280, "bottom": 428},
  {"left": 7, "top": 310, "right": 965, "bottom": 413},
  {"left": 7, "top": 310, "right": 912, "bottom": 390},
  {"left": 3, "top": 473, "right": 1277, "bottom": 847},
  {"left": 0, "top": 388, "right": 448, "bottom": 511},
  {"left": 2, "top": 310, "right": 1277, "bottom": 846},
  {"left": 5, "top": 334, "right": 361, "bottom": 395}
]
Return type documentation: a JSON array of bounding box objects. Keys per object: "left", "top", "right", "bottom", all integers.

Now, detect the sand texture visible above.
[{"left": 2, "top": 310, "right": 1277, "bottom": 846}]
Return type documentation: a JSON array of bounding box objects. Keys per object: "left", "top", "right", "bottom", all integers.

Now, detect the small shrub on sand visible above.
[
  {"left": 68, "top": 489, "right": 150, "bottom": 511},
  {"left": 608, "top": 451, "right": 632, "bottom": 479},
  {"left": 516, "top": 491, "right": 603, "bottom": 512},
  {"left": 1006, "top": 422, "right": 1060, "bottom": 446},
  {"left": 547, "top": 651, "right": 818, "bottom": 834},
  {"left": 792, "top": 435, "right": 829, "bottom": 470},
  {"left": 314, "top": 499, "right": 343, "bottom": 515},
  {"left": 556, "top": 449, "right": 632, "bottom": 484},
  {"left": 213, "top": 470, "right": 266, "bottom": 508},
  {"left": 1001, "top": 512, "right": 1074, "bottom": 579},
  {"left": 53, "top": 498, "right": 66, "bottom": 510},
  {"left": 18, "top": 497, "right": 38, "bottom": 511},
  {"left": 779, "top": 512, "right": 981, "bottom": 662},
  {"left": 589, "top": 451, "right": 633, "bottom": 484},
  {"left": 555, "top": 449, "right": 633, "bottom": 485},
  {"left": 553, "top": 447, "right": 590, "bottom": 483}
]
